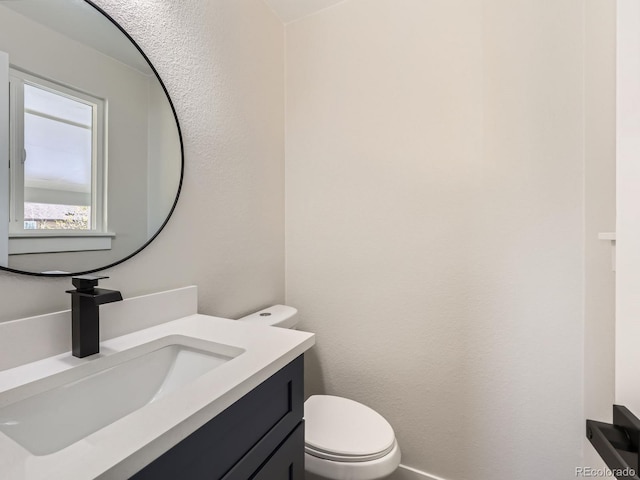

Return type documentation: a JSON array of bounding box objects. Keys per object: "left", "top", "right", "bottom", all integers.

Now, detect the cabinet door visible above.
[{"left": 252, "top": 422, "right": 305, "bottom": 480}]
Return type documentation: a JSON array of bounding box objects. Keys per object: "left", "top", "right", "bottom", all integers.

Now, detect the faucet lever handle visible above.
[{"left": 72, "top": 275, "right": 109, "bottom": 292}]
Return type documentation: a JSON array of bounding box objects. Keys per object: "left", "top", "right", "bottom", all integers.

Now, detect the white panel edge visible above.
[
  {"left": 0, "top": 51, "right": 9, "bottom": 267},
  {"left": 597, "top": 232, "right": 616, "bottom": 241},
  {"left": 616, "top": 0, "right": 640, "bottom": 412}
]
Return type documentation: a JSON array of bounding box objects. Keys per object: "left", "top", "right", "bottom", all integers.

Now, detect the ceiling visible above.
[
  {"left": 262, "top": 0, "right": 346, "bottom": 24},
  {"left": 0, "top": 0, "right": 152, "bottom": 75},
  {"left": 1, "top": 0, "right": 345, "bottom": 66}
]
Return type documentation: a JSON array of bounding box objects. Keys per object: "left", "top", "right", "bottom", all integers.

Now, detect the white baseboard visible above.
[{"left": 391, "top": 464, "right": 450, "bottom": 480}]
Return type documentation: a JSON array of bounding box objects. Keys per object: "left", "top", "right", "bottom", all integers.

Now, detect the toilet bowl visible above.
[
  {"left": 304, "top": 394, "right": 401, "bottom": 480},
  {"left": 238, "top": 306, "right": 401, "bottom": 480}
]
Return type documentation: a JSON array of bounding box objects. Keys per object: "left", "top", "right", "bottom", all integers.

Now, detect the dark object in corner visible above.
[
  {"left": 66, "top": 275, "right": 123, "bottom": 358},
  {"left": 587, "top": 405, "right": 640, "bottom": 480}
]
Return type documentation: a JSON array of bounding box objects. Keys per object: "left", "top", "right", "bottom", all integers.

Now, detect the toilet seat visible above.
[
  {"left": 304, "top": 395, "right": 401, "bottom": 480},
  {"left": 305, "top": 441, "right": 396, "bottom": 462},
  {"left": 305, "top": 395, "right": 395, "bottom": 460}
]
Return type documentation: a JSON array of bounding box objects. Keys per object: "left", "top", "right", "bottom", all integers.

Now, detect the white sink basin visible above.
[
  {"left": 0, "top": 310, "right": 314, "bottom": 480},
  {"left": 0, "top": 336, "right": 243, "bottom": 455}
]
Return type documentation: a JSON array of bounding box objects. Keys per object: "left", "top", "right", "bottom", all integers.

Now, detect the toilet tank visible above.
[{"left": 237, "top": 305, "right": 299, "bottom": 329}]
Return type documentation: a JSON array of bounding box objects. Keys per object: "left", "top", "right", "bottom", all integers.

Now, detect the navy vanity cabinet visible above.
[
  {"left": 131, "top": 355, "right": 305, "bottom": 480},
  {"left": 251, "top": 422, "right": 305, "bottom": 479}
]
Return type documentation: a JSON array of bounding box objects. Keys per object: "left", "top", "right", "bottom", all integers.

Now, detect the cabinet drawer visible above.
[
  {"left": 131, "top": 356, "right": 304, "bottom": 480},
  {"left": 251, "top": 422, "right": 305, "bottom": 480}
]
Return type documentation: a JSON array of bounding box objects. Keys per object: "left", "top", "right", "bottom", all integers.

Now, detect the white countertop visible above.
[{"left": 0, "top": 314, "right": 315, "bottom": 480}]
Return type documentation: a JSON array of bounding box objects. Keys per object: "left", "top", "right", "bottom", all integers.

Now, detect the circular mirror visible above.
[{"left": 0, "top": 0, "right": 183, "bottom": 276}]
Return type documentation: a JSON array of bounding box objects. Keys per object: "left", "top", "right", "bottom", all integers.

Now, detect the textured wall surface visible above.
[
  {"left": 0, "top": 2, "right": 619, "bottom": 479},
  {"left": 583, "top": 0, "right": 616, "bottom": 471},
  {"left": 0, "top": 0, "right": 285, "bottom": 323},
  {"left": 285, "top": 0, "right": 592, "bottom": 478}
]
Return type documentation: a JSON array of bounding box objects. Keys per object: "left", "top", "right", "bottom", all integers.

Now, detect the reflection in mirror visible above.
[
  {"left": 13, "top": 71, "right": 101, "bottom": 233},
  {"left": 0, "top": 0, "right": 182, "bottom": 276}
]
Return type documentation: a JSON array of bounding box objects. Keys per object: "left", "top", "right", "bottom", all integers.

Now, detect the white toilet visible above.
[{"left": 238, "top": 305, "right": 401, "bottom": 480}]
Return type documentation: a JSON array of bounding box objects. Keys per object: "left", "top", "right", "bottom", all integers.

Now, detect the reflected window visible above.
[{"left": 8, "top": 70, "right": 105, "bottom": 234}]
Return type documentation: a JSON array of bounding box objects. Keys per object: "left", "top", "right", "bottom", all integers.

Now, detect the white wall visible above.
[
  {"left": 0, "top": 0, "right": 285, "bottom": 325},
  {"left": 285, "top": 1, "right": 611, "bottom": 478},
  {"left": 584, "top": 0, "right": 616, "bottom": 471},
  {"left": 0, "top": 1, "right": 619, "bottom": 478}
]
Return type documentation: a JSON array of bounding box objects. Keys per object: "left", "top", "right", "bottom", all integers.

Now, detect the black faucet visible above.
[{"left": 66, "top": 275, "right": 123, "bottom": 358}]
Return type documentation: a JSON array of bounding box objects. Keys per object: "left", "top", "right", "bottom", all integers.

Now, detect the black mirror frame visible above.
[{"left": 0, "top": 0, "right": 184, "bottom": 278}]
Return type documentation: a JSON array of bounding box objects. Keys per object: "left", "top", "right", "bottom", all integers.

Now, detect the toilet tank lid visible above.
[
  {"left": 304, "top": 395, "right": 396, "bottom": 458},
  {"left": 237, "top": 305, "right": 299, "bottom": 328}
]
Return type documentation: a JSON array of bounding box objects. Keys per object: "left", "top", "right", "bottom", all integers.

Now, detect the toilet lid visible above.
[{"left": 304, "top": 395, "right": 396, "bottom": 462}]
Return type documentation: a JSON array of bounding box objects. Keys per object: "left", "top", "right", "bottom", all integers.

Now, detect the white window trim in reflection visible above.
[
  {"left": 8, "top": 231, "right": 116, "bottom": 255},
  {"left": 7, "top": 69, "right": 114, "bottom": 255}
]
